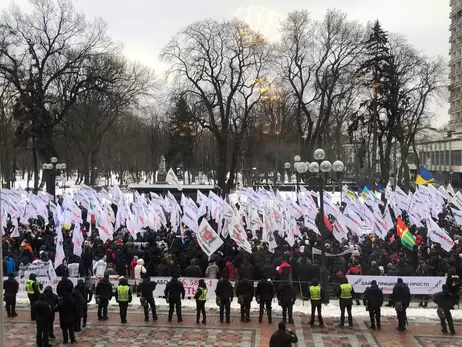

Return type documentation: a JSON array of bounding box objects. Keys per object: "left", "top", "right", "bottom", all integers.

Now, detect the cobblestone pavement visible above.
[{"left": 3, "top": 306, "right": 462, "bottom": 346}]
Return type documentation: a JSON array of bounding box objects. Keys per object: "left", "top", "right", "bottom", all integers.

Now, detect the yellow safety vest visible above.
[
  {"left": 309, "top": 285, "right": 321, "bottom": 301},
  {"left": 340, "top": 283, "right": 353, "bottom": 299},
  {"left": 117, "top": 285, "right": 129, "bottom": 302},
  {"left": 25, "top": 280, "right": 35, "bottom": 295},
  {"left": 198, "top": 287, "right": 208, "bottom": 301}
]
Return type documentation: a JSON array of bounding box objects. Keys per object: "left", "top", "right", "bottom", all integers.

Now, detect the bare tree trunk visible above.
[{"left": 32, "top": 137, "right": 40, "bottom": 194}]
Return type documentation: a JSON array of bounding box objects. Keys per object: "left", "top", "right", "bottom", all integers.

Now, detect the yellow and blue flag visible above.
[{"left": 416, "top": 167, "right": 435, "bottom": 185}]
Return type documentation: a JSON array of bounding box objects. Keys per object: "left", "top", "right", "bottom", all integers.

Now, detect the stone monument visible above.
[{"left": 157, "top": 155, "right": 167, "bottom": 183}]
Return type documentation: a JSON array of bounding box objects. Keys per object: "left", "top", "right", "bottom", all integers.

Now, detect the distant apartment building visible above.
[{"left": 450, "top": 0, "right": 462, "bottom": 132}]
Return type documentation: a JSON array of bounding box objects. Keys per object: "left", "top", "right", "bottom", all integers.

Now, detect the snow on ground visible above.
[{"left": 13, "top": 296, "right": 450, "bottom": 322}]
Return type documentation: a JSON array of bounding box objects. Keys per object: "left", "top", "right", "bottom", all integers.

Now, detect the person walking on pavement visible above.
[
  {"left": 307, "top": 278, "right": 324, "bottom": 327},
  {"left": 26, "top": 273, "right": 41, "bottom": 321},
  {"left": 269, "top": 321, "right": 298, "bottom": 347},
  {"left": 34, "top": 293, "right": 52, "bottom": 347},
  {"left": 392, "top": 278, "right": 411, "bottom": 332},
  {"left": 215, "top": 273, "right": 233, "bottom": 323},
  {"left": 277, "top": 280, "right": 297, "bottom": 325},
  {"left": 336, "top": 277, "right": 355, "bottom": 328},
  {"left": 236, "top": 276, "right": 253, "bottom": 323},
  {"left": 194, "top": 279, "right": 208, "bottom": 324},
  {"left": 75, "top": 279, "right": 92, "bottom": 328},
  {"left": 164, "top": 276, "right": 185, "bottom": 322},
  {"left": 54, "top": 292, "right": 77, "bottom": 345},
  {"left": 363, "top": 280, "right": 384, "bottom": 330},
  {"left": 115, "top": 276, "right": 132, "bottom": 324},
  {"left": 44, "top": 286, "right": 59, "bottom": 340},
  {"left": 255, "top": 274, "right": 275, "bottom": 323},
  {"left": 433, "top": 284, "right": 457, "bottom": 335},
  {"left": 3, "top": 273, "right": 19, "bottom": 317},
  {"left": 139, "top": 275, "right": 158, "bottom": 322},
  {"left": 95, "top": 273, "right": 112, "bottom": 321}
]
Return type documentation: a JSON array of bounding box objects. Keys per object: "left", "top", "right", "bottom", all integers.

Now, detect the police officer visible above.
[
  {"left": 255, "top": 274, "right": 275, "bottom": 323},
  {"left": 215, "top": 273, "right": 233, "bottom": 323},
  {"left": 95, "top": 273, "right": 112, "bottom": 321},
  {"left": 26, "top": 273, "right": 41, "bottom": 321},
  {"left": 307, "top": 278, "right": 324, "bottom": 327},
  {"left": 364, "top": 280, "right": 384, "bottom": 330},
  {"left": 236, "top": 276, "right": 254, "bottom": 323},
  {"left": 34, "top": 293, "right": 52, "bottom": 347},
  {"left": 115, "top": 276, "right": 132, "bottom": 324},
  {"left": 277, "top": 280, "right": 297, "bottom": 325},
  {"left": 392, "top": 278, "right": 410, "bottom": 332},
  {"left": 194, "top": 279, "right": 208, "bottom": 324},
  {"left": 75, "top": 279, "right": 93, "bottom": 328},
  {"left": 336, "top": 277, "right": 355, "bottom": 327},
  {"left": 165, "top": 276, "right": 186, "bottom": 323},
  {"left": 433, "top": 284, "right": 457, "bottom": 335},
  {"left": 3, "top": 273, "right": 19, "bottom": 317},
  {"left": 139, "top": 275, "right": 158, "bottom": 322}
]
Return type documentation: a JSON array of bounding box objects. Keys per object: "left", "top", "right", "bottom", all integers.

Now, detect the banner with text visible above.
[
  {"left": 346, "top": 275, "right": 445, "bottom": 295},
  {"left": 12, "top": 277, "right": 82, "bottom": 299}
]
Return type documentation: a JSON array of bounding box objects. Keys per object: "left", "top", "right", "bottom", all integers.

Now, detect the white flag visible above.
[
  {"left": 166, "top": 168, "right": 183, "bottom": 191},
  {"left": 72, "top": 223, "right": 84, "bottom": 257},
  {"left": 428, "top": 218, "right": 455, "bottom": 252},
  {"left": 54, "top": 227, "right": 65, "bottom": 268},
  {"left": 48, "top": 260, "right": 57, "bottom": 280},
  {"left": 196, "top": 219, "right": 223, "bottom": 257}
]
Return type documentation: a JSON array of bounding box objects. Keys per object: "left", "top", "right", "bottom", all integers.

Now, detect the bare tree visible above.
[{"left": 161, "top": 19, "right": 271, "bottom": 193}]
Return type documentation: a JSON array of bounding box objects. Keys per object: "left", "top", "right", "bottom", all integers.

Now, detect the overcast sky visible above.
[{"left": 2, "top": 0, "right": 451, "bottom": 123}]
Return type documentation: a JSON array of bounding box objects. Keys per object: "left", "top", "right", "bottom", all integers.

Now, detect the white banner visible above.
[
  {"left": 347, "top": 275, "right": 445, "bottom": 295},
  {"left": 312, "top": 247, "right": 354, "bottom": 257},
  {"left": 10, "top": 277, "right": 82, "bottom": 299}
]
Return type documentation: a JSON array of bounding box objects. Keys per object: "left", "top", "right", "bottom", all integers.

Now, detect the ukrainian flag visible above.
[{"left": 416, "top": 167, "right": 435, "bottom": 185}]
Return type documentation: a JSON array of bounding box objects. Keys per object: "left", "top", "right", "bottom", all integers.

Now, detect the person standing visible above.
[
  {"left": 57, "top": 275, "right": 74, "bottom": 298},
  {"left": 269, "top": 322, "right": 298, "bottom": 347},
  {"left": 44, "top": 286, "right": 59, "bottom": 340},
  {"left": 363, "top": 280, "right": 384, "bottom": 330},
  {"left": 164, "top": 276, "right": 185, "bottom": 322},
  {"left": 392, "top": 278, "right": 411, "bottom": 332},
  {"left": 54, "top": 292, "right": 76, "bottom": 345},
  {"left": 236, "top": 276, "right": 254, "bottom": 323},
  {"left": 71, "top": 288, "right": 85, "bottom": 332},
  {"left": 215, "top": 273, "right": 233, "bottom": 323},
  {"left": 194, "top": 279, "right": 208, "bottom": 324},
  {"left": 75, "top": 279, "right": 93, "bottom": 328},
  {"left": 139, "top": 275, "right": 158, "bottom": 322},
  {"left": 336, "top": 277, "right": 355, "bottom": 328},
  {"left": 307, "top": 278, "right": 324, "bottom": 327},
  {"left": 433, "top": 284, "right": 457, "bottom": 335},
  {"left": 95, "top": 273, "right": 112, "bottom": 321},
  {"left": 3, "top": 273, "right": 19, "bottom": 317},
  {"left": 255, "top": 274, "right": 275, "bottom": 323},
  {"left": 34, "top": 293, "right": 52, "bottom": 347},
  {"left": 115, "top": 277, "right": 132, "bottom": 324},
  {"left": 26, "top": 273, "right": 41, "bottom": 321},
  {"left": 277, "top": 280, "right": 297, "bottom": 325}
]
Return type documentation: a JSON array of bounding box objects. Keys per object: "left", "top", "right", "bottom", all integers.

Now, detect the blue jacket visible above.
[{"left": 4, "top": 257, "right": 15, "bottom": 275}]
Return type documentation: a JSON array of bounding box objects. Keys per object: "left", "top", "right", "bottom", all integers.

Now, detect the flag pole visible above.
[{"left": 0, "top": 159, "right": 5, "bottom": 347}]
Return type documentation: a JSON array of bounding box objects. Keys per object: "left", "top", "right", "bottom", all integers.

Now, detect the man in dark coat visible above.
[
  {"left": 363, "top": 280, "right": 384, "bottom": 329},
  {"left": 34, "top": 293, "right": 52, "bottom": 347},
  {"left": 71, "top": 288, "right": 85, "bottom": 332},
  {"left": 75, "top": 279, "right": 93, "bottom": 328},
  {"left": 44, "top": 286, "right": 60, "bottom": 339},
  {"left": 392, "top": 278, "right": 411, "bottom": 331},
  {"left": 139, "top": 275, "right": 158, "bottom": 321},
  {"left": 57, "top": 275, "right": 74, "bottom": 298},
  {"left": 95, "top": 273, "right": 113, "bottom": 321},
  {"left": 269, "top": 322, "right": 298, "bottom": 347},
  {"left": 164, "top": 276, "right": 185, "bottom": 322},
  {"left": 277, "top": 280, "right": 297, "bottom": 324},
  {"left": 236, "top": 276, "right": 253, "bottom": 323},
  {"left": 239, "top": 258, "right": 254, "bottom": 280},
  {"left": 3, "top": 273, "right": 19, "bottom": 317},
  {"left": 54, "top": 292, "right": 76, "bottom": 344},
  {"left": 255, "top": 274, "right": 275, "bottom": 323},
  {"left": 215, "top": 273, "right": 234, "bottom": 323},
  {"left": 433, "top": 284, "right": 457, "bottom": 335}
]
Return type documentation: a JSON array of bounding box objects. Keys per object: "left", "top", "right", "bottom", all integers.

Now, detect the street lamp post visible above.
[
  {"left": 284, "top": 162, "right": 291, "bottom": 184},
  {"left": 309, "top": 148, "right": 344, "bottom": 304},
  {"left": 42, "top": 157, "right": 66, "bottom": 202}
]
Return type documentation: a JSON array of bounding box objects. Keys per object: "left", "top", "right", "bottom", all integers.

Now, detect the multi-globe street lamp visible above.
[
  {"left": 308, "top": 148, "right": 344, "bottom": 304},
  {"left": 42, "top": 157, "right": 66, "bottom": 202}
]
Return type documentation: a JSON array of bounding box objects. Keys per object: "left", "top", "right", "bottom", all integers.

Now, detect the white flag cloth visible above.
[
  {"left": 166, "top": 168, "right": 183, "bottom": 191},
  {"left": 54, "top": 226, "right": 65, "bottom": 268},
  {"left": 428, "top": 218, "right": 455, "bottom": 252},
  {"left": 452, "top": 208, "right": 462, "bottom": 226},
  {"left": 48, "top": 260, "right": 58, "bottom": 280},
  {"left": 72, "top": 222, "right": 84, "bottom": 257},
  {"left": 195, "top": 219, "right": 223, "bottom": 257}
]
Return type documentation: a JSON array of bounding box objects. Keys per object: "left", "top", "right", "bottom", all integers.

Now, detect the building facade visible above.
[{"left": 450, "top": 0, "right": 462, "bottom": 132}]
